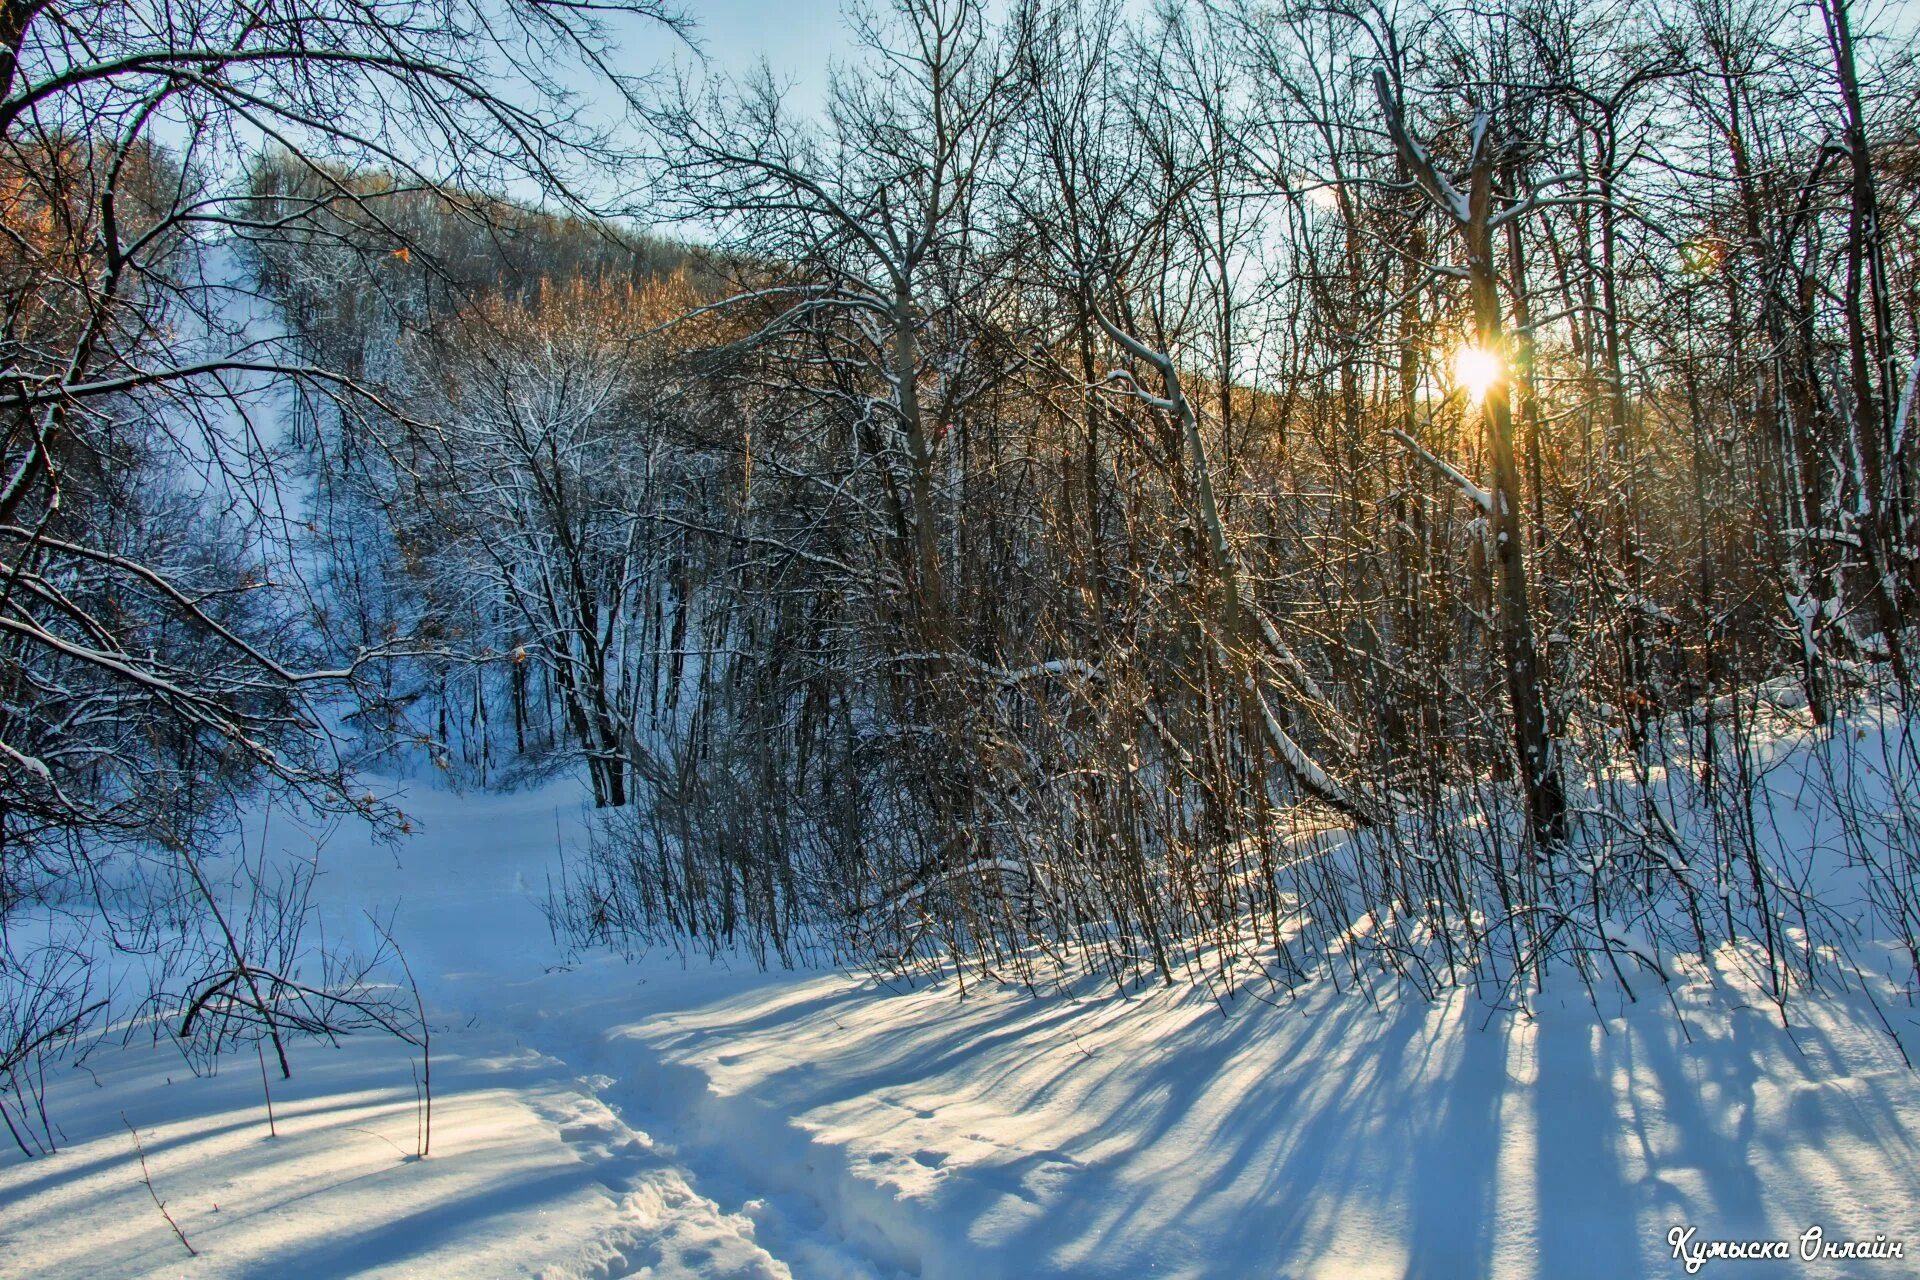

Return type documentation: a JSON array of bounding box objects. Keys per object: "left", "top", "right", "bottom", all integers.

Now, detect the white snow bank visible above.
[
  {"left": 566, "top": 951, "right": 1920, "bottom": 1279},
  {"left": 0, "top": 1025, "right": 784, "bottom": 1279},
  {"left": 6, "top": 774, "right": 1920, "bottom": 1278}
]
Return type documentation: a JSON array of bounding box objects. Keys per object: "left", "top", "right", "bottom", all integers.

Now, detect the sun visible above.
[{"left": 1452, "top": 344, "right": 1503, "bottom": 405}]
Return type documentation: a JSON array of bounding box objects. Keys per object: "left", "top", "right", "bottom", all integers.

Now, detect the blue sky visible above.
[{"left": 632, "top": 0, "right": 852, "bottom": 112}]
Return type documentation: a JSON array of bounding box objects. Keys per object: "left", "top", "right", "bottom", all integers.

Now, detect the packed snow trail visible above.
[{"left": 4, "top": 776, "right": 1920, "bottom": 1278}]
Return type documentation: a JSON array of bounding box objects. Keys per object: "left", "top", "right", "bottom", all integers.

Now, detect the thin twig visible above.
[{"left": 124, "top": 1114, "right": 196, "bottom": 1257}]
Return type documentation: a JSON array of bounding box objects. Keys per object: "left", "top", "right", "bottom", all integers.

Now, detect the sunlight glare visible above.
[{"left": 1452, "top": 345, "right": 1502, "bottom": 406}]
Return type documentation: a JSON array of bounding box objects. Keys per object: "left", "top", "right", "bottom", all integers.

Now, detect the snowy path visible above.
[
  {"left": 5, "top": 778, "right": 1920, "bottom": 1278},
  {"left": 537, "top": 961, "right": 1920, "bottom": 1279}
]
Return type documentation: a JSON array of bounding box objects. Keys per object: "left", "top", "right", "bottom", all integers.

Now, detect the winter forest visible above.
[{"left": 5, "top": 0, "right": 1920, "bottom": 1274}]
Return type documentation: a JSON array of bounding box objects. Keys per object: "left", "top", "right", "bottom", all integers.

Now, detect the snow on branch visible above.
[
  {"left": 1372, "top": 69, "right": 1471, "bottom": 226},
  {"left": 1385, "top": 428, "right": 1493, "bottom": 514},
  {"left": 1894, "top": 351, "right": 1920, "bottom": 456}
]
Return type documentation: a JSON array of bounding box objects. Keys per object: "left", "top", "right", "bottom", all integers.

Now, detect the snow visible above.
[
  {"left": 1387, "top": 425, "right": 1495, "bottom": 515},
  {"left": 1893, "top": 351, "right": 1920, "bottom": 457},
  {"left": 7, "top": 755, "right": 1920, "bottom": 1277}
]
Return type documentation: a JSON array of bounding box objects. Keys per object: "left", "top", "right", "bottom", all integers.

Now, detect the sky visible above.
[{"left": 625, "top": 0, "right": 854, "bottom": 114}]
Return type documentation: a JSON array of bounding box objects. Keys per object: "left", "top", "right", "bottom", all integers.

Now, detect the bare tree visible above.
[
  {"left": 1, "top": 0, "right": 681, "bottom": 1127},
  {"left": 1372, "top": 65, "right": 1570, "bottom": 850}
]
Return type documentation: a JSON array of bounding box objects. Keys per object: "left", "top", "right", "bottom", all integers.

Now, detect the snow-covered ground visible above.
[{"left": 5, "top": 776, "right": 1920, "bottom": 1278}]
